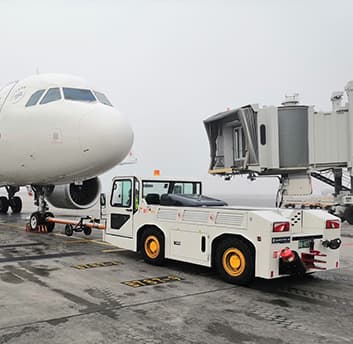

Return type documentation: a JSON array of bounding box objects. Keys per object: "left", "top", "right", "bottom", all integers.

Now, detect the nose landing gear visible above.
[{"left": 29, "top": 186, "right": 55, "bottom": 232}]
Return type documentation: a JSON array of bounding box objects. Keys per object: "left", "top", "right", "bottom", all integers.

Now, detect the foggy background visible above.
[{"left": 1, "top": 0, "right": 352, "bottom": 200}]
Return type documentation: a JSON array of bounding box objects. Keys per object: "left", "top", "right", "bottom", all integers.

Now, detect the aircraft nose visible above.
[{"left": 79, "top": 107, "right": 134, "bottom": 171}]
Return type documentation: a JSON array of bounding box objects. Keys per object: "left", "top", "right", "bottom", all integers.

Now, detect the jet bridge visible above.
[
  {"left": 204, "top": 81, "right": 353, "bottom": 222},
  {"left": 205, "top": 82, "right": 353, "bottom": 176}
]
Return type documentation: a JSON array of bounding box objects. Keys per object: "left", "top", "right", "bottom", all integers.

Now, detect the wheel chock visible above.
[{"left": 25, "top": 223, "right": 48, "bottom": 233}]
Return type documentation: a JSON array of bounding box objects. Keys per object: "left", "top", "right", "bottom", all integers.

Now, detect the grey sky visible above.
[{"left": 1, "top": 0, "right": 352, "bottom": 195}]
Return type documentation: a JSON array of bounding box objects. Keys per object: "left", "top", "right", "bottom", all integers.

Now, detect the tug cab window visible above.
[
  {"left": 25, "top": 89, "right": 45, "bottom": 107},
  {"left": 94, "top": 91, "right": 112, "bottom": 106},
  {"left": 63, "top": 88, "right": 96, "bottom": 102},
  {"left": 111, "top": 179, "right": 132, "bottom": 208},
  {"left": 40, "top": 88, "right": 61, "bottom": 104},
  {"left": 172, "top": 182, "right": 200, "bottom": 194},
  {"left": 142, "top": 181, "right": 202, "bottom": 198}
]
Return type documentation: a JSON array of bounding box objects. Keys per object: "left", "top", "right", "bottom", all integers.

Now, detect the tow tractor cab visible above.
[{"left": 102, "top": 176, "right": 342, "bottom": 285}]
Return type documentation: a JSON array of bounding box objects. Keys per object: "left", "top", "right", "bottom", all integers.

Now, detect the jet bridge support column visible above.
[
  {"left": 346, "top": 81, "right": 353, "bottom": 191},
  {"left": 334, "top": 169, "right": 343, "bottom": 196}
]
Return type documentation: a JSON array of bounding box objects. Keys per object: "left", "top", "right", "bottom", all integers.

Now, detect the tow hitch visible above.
[
  {"left": 321, "top": 238, "right": 342, "bottom": 250},
  {"left": 279, "top": 248, "right": 306, "bottom": 275}
]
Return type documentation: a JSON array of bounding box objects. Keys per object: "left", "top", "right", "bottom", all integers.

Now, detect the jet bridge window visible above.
[
  {"left": 94, "top": 91, "right": 112, "bottom": 106},
  {"left": 233, "top": 126, "right": 246, "bottom": 160},
  {"left": 25, "top": 89, "right": 45, "bottom": 107},
  {"left": 40, "top": 88, "right": 61, "bottom": 104},
  {"left": 63, "top": 88, "right": 96, "bottom": 102}
]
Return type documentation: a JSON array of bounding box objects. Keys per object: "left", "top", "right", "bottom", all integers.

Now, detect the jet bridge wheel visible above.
[
  {"left": 215, "top": 238, "right": 255, "bottom": 285},
  {"left": 141, "top": 228, "right": 165, "bottom": 265},
  {"left": 343, "top": 206, "right": 353, "bottom": 225}
]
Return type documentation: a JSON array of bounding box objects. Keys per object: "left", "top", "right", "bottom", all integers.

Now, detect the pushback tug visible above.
[{"left": 100, "top": 175, "right": 341, "bottom": 285}]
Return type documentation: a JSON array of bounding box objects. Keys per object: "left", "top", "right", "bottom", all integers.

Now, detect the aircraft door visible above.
[{"left": 106, "top": 177, "right": 135, "bottom": 238}]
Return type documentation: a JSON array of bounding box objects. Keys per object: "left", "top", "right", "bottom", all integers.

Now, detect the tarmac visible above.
[{"left": 1, "top": 196, "right": 353, "bottom": 344}]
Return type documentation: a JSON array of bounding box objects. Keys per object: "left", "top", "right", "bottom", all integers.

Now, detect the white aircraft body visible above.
[{"left": 0, "top": 73, "right": 133, "bottom": 230}]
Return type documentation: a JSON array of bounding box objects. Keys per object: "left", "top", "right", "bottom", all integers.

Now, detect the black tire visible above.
[
  {"left": 0, "top": 196, "right": 9, "bottom": 214},
  {"left": 65, "top": 224, "right": 73, "bottom": 236},
  {"left": 9, "top": 196, "right": 22, "bottom": 214},
  {"left": 29, "top": 212, "right": 43, "bottom": 230},
  {"left": 215, "top": 238, "right": 255, "bottom": 285},
  {"left": 83, "top": 226, "right": 92, "bottom": 236},
  {"left": 44, "top": 212, "right": 55, "bottom": 233},
  {"left": 343, "top": 206, "right": 353, "bottom": 225},
  {"left": 140, "top": 228, "right": 165, "bottom": 265}
]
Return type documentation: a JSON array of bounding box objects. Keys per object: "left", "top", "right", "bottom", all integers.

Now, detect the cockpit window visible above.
[
  {"left": 94, "top": 91, "right": 112, "bottom": 106},
  {"left": 40, "top": 88, "right": 61, "bottom": 105},
  {"left": 63, "top": 88, "right": 96, "bottom": 102},
  {"left": 25, "top": 89, "right": 45, "bottom": 107}
]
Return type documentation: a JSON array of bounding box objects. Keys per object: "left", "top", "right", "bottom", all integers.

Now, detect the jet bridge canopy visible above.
[{"left": 204, "top": 105, "right": 259, "bottom": 174}]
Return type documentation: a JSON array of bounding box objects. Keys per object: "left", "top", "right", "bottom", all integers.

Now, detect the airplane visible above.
[{"left": 0, "top": 73, "right": 133, "bottom": 231}]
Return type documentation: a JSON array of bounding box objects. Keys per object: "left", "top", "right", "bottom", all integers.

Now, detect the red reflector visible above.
[
  {"left": 336, "top": 261, "right": 339, "bottom": 268},
  {"left": 326, "top": 219, "right": 340, "bottom": 229},
  {"left": 273, "top": 222, "right": 290, "bottom": 232},
  {"left": 270, "top": 271, "right": 274, "bottom": 278}
]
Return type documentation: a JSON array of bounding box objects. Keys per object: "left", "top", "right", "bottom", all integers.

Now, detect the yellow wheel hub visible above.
[
  {"left": 222, "top": 248, "right": 246, "bottom": 277},
  {"left": 145, "top": 235, "right": 160, "bottom": 259}
]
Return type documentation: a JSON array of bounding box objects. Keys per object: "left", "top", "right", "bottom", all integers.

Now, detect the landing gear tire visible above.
[
  {"left": 215, "top": 238, "right": 255, "bottom": 285},
  {"left": 30, "top": 211, "right": 43, "bottom": 231},
  {"left": 141, "top": 228, "right": 165, "bottom": 265},
  {"left": 9, "top": 196, "right": 22, "bottom": 214},
  {"left": 83, "top": 227, "right": 92, "bottom": 236},
  {"left": 343, "top": 206, "right": 353, "bottom": 225},
  {"left": 0, "top": 196, "right": 9, "bottom": 214},
  {"left": 65, "top": 224, "right": 74, "bottom": 236},
  {"left": 44, "top": 212, "right": 55, "bottom": 233}
]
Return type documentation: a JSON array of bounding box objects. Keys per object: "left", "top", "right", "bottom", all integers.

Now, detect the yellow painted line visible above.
[
  {"left": 88, "top": 239, "right": 115, "bottom": 247},
  {"left": 53, "top": 233, "right": 73, "bottom": 239},
  {"left": 121, "top": 275, "right": 184, "bottom": 288},
  {"left": 102, "top": 248, "right": 127, "bottom": 253},
  {"left": 64, "top": 239, "right": 93, "bottom": 244},
  {"left": 54, "top": 233, "right": 114, "bottom": 247},
  {"left": 72, "top": 260, "right": 123, "bottom": 270}
]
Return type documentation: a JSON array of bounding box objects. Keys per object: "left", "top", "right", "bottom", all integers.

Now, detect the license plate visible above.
[{"left": 298, "top": 239, "right": 312, "bottom": 249}]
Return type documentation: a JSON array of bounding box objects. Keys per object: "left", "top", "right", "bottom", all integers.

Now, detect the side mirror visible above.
[{"left": 100, "top": 193, "right": 106, "bottom": 207}]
